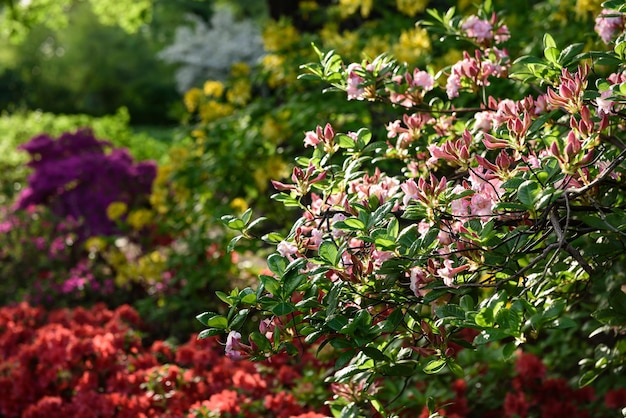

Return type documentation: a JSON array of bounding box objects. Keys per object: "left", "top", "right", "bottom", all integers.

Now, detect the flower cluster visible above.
[
  {"left": 0, "top": 303, "right": 331, "bottom": 418},
  {"left": 16, "top": 129, "right": 156, "bottom": 239}
]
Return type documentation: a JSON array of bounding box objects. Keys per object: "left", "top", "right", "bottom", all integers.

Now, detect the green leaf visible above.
[
  {"left": 249, "top": 332, "right": 271, "bottom": 351},
  {"left": 272, "top": 302, "right": 296, "bottom": 316},
  {"left": 475, "top": 307, "right": 495, "bottom": 327},
  {"left": 334, "top": 365, "right": 363, "bottom": 382},
  {"left": 197, "top": 328, "right": 223, "bottom": 339},
  {"left": 260, "top": 274, "right": 280, "bottom": 296},
  {"left": 460, "top": 294, "right": 475, "bottom": 311},
  {"left": 196, "top": 311, "right": 216, "bottom": 326},
  {"left": 362, "top": 347, "right": 388, "bottom": 362},
  {"left": 262, "top": 232, "right": 284, "bottom": 244},
  {"left": 423, "top": 358, "right": 447, "bottom": 374},
  {"left": 502, "top": 342, "right": 517, "bottom": 359},
  {"left": 609, "top": 289, "right": 626, "bottom": 315},
  {"left": 216, "top": 291, "right": 234, "bottom": 306},
  {"left": 447, "top": 359, "right": 464, "bottom": 377},
  {"left": 319, "top": 240, "right": 340, "bottom": 265},
  {"left": 227, "top": 235, "right": 243, "bottom": 253},
  {"left": 473, "top": 329, "right": 510, "bottom": 345},
  {"left": 335, "top": 218, "right": 366, "bottom": 231},
  {"left": 543, "top": 33, "right": 557, "bottom": 49},
  {"left": 241, "top": 293, "right": 257, "bottom": 304},
  {"left": 267, "top": 253, "right": 287, "bottom": 276},
  {"left": 241, "top": 208, "right": 253, "bottom": 224},
  {"left": 544, "top": 46, "right": 560, "bottom": 64},
  {"left": 283, "top": 273, "right": 305, "bottom": 297},
  {"left": 336, "top": 133, "right": 356, "bottom": 148},
  {"left": 517, "top": 180, "right": 540, "bottom": 207},
  {"left": 206, "top": 315, "right": 228, "bottom": 329},
  {"left": 435, "top": 304, "right": 466, "bottom": 320},
  {"left": 578, "top": 370, "right": 600, "bottom": 387}
]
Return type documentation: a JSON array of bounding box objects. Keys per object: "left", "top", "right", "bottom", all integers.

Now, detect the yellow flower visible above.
[
  {"left": 230, "top": 62, "right": 251, "bottom": 77},
  {"left": 396, "top": 0, "right": 428, "bottom": 17},
  {"left": 230, "top": 197, "right": 249, "bottom": 214},
  {"left": 320, "top": 24, "right": 359, "bottom": 57},
  {"left": 262, "top": 116, "right": 283, "bottom": 143},
  {"left": 262, "top": 20, "right": 301, "bottom": 52},
  {"left": 261, "top": 54, "right": 288, "bottom": 88},
  {"left": 574, "top": 0, "right": 602, "bottom": 19},
  {"left": 255, "top": 155, "right": 289, "bottom": 191},
  {"left": 85, "top": 237, "right": 107, "bottom": 252},
  {"left": 339, "top": 0, "right": 372, "bottom": 18},
  {"left": 299, "top": 1, "right": 319, "bottom": 13},
  {"left": 457, "top": 0, "right": 474, "bottom": 12},
  {"left": 191, "top": 129, "right": 206, "bottom": 139},
  {"left": 127, "top": 209, "right": 154, "bottom": 230},
  {"left": 183, "top": 87, "right": 203, "bottom": 113},
  {"left": 203, "top": 80, "right": 225, "bottom": 98},
  {"left": 393, "top": 26, "right": 431, "bottom": 64},
  {"left": 106, "top": 201, "right": 128, "bottom": 221},
  {"left": 226, "top": 79, "right": 252, "bottom": 106},
  {"left": 198, "top": 100, "right": 235, "bottom": 123}
]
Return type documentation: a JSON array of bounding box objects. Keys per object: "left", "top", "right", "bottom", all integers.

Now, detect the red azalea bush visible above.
[{"left": 0, "top": 303, "right": 330, "bottom": 418}]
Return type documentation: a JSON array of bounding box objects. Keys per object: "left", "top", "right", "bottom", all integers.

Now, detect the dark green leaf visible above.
[
  {"left": 272, "top": 302, "right": 296, "bottom": 316},
  {"left": 197, "top": 328, "right": 223, "bottom": 339},
  {"left": 196, "top": 311, "right": 216, "bottom": 326}
]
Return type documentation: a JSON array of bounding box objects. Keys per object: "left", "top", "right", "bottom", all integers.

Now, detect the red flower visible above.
[
  {"left": 503, "top": 391, "right": 529, "bottom": 418},
  {"left": 605, "top": 388, "right": 626, "bottom": 409}
]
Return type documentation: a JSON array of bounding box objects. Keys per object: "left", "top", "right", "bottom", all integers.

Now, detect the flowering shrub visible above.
[
  {"left": 0, "top": 303, "right": 331, "bottom": 418},
  {"left": 198, "top": 1, "right": 626, "bottom": 416},
  {"left": 16, "top": 128, "right": 156, "bottom": 238}
]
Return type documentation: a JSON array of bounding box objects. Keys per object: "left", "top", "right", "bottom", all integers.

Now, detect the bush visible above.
[
  {"left": 0, "top": 107, "right": 172, "bottom": 205},
  {"left": 0, "top": 303, "right": 331, "bottom": 418},
  {"left": 198, "top": 2, "right": 626, "bottom": 416}
]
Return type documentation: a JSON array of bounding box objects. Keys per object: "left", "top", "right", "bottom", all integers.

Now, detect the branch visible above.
[
  {"left": 565, "top": 148, "right": 626, "bottom": 198},
  {"left": 549, "top": 208, "right": 594, "bottom": 276}
]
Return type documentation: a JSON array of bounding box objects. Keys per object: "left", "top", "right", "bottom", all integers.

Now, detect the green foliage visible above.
[{"left": 0, "top": 2, "right": 180, "bottom": 123}]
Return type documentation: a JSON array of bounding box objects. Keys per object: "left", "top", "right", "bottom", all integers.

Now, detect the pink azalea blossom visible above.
[
  {"left": 595, "top": 9, "right": 625, "bottom": 44},
  {"left": 277, "top": 240, "right": 298, "bottom": 258},
  {"left": 346, "top": 63, "right": 366, "bottom": 100},
  {"left": 225, "top": 331, "right": 251, "bottom": 360},
  {"left": 401, "top": 178, "right": 419, "bottom": 208},
  {"left": 462, "top": 15, "right": 493, "bottom": 43},
  {"left": 409, "top": 266, "right": 429, "bottom": 297},
  {"left": 437, "top": 259, "right": 469, "bottom": 287}
]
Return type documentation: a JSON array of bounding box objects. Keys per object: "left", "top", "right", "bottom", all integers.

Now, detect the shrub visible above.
[
  {"left": 198, "top": 2, "right": 626, "bottom": 416},
  {"left": 0, "top": 303, "right": 331, "bottom": 418}
]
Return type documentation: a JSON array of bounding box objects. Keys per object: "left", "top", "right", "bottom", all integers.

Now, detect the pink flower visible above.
[
  {"left": 436, "top": 259, "right": 469, "bottom": 287},
  {"left": 303, "top": 130, "right": 320, "bottom": 147},
  {"left": 401, "top": 179, "right": 419, "bottom": 207},
  {"left": 462, "top": 16, "right": 493, "bottom": 43},
  {"left": 474, "top": 111, "right": 494, "bottom": 132},
  {"left": 225, "top": 331, "right": 250, "bottom": 360},
  {"left": 277, "top": 240, "right": 299, "bottom": 258},
  {"left": 409, "top": 266, "right": 429, "bottom": 297},
  {"left": 413, "top": 70, "right": 435, "bottom": 91},
  {"left": 469, "top": 192, "right": 493, "bottom": 218},
  {"left": 346, "top": 63, "right": 366, "bottom": 100},
  {"left": 595, "top": 9, "right": 625, "bottom": 43}
]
